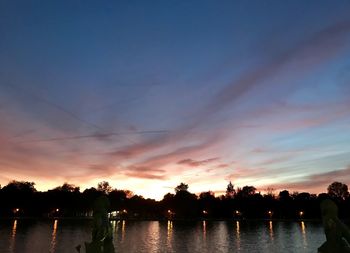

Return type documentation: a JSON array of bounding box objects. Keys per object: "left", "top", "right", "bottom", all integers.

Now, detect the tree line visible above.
[{"left": 0, "top": 180, "right": 349, "bottom": 220}]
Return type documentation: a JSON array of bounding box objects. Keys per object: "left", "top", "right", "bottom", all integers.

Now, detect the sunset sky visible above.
[{"left": 1, "top": 1, "right": 350, "bottom": 200}]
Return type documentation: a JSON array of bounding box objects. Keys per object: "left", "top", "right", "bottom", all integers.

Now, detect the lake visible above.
[{"left": 0, "top": 219, "right": 326, "bottom": 253}]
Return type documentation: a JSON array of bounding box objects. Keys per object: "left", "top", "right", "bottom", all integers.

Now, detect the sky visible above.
[{"left": 1, "top": 1, "right": 350, "bottom": 200}]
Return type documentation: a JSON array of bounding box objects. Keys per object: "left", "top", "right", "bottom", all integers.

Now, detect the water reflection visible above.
[
  {"left": 202, "top": 221, "right": 206, "bottom": 239},
  {"left": 148, "top": 221, "right": 160, "bottom": 252},
  {"left": 300, "top": 221, "right": 307, "bottom": 248},
  {"left": 167, "top": 220, "right": 173, "bottom": 243},
  {"left": 0, "top": 220, "right": 325, "bottom": 252},
  {"left": 121, "top": 220, "right": 126, "bottom": 242},
  {"left": 115, "top": 220, "right": 120, "bottom": 233},
  {"left": 269, "top": 221, "right": 274, "bottom": 240},
  {"left": 111, "top": 220, "right": 116, "bottom": 232},
  {"left": 300, "top": 221, "right": 306, "bottom": 234},
  {"left": 235, "top": 221, "right": 240, "bottom": 249},
  {"left": 9, "top": 219, "right": 17, "bottom": 253},
  {"left": 50, "top": 219, "right": 58, "bottom": 253}
]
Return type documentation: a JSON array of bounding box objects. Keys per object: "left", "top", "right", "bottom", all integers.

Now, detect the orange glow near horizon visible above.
[{"left": 0, "top": 175, "right": 332, "bottom": 201}]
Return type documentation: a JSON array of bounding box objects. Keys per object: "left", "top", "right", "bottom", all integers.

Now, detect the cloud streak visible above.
[{"left": 178, "top": 158, "right": 219, "bottom": 167}]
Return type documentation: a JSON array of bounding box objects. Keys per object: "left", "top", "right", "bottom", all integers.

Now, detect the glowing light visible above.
[
  {"left": 202, "top": 210, "right": 208, "bottom": 214},
  {"left": 56, "top": 208, "right": 59, "bottom": 212}
]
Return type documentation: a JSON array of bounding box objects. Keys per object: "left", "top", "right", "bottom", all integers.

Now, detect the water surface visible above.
[{"left": 0, "top": 219, "right": 326, "bottom": 253}]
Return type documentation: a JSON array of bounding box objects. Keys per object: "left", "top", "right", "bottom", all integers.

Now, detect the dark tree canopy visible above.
[
  {"left": 97, "top": 181, "right": 112, "bottom": 194},
  {"left": 199, "top": 191, "right": 215, "bottom": 200},
  {"left": 175, "top": 183, "right": 189, "bottom": 193},
  {"left": 53, "top": 183, "right": 80, "bottom": 192},
  {"left": 279, "top": 190, "right": 291, "bottom": 201},
  {"left": 1, "top": 180, "right": 350, "bottom": 220},
  {"left": 1, "top": 180, "right": 36, "bottom": 193},
  {"left": 226, "top": 181, "right": 235, "bottom": 198},
  {"left": 237, "top": 186, "right": 256, "bottom": 198},
  {"left": 328, "top": 181, "right": 349, "bottom": 200}
]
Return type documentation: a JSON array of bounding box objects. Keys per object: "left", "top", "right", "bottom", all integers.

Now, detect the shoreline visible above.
[{"left": 0, "top": 217, "right": 326, "bottom": 222}]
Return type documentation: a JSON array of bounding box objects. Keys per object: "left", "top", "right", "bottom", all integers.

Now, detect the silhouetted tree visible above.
[
  {"left": 2, "top": 180, "right": 36, "bottom": 193},
  {"left": 328, "top": 182, "right": 349, "bottom": 200},
  {"left": 265, "top": 187, "right": 276, "bottom": 198},
  {"left": 236, "top": 186, "right": 256, "bottom": 198},
  {"left": 97, "top": 181, "right": 112, "bottom": 194},
  {"left": 226, "top": 181, "right": 236, "bottom": 198},
  {"left": 108, "top": 189, "right": 129, "bottom": 210},
  {"left": 279, "top": 190, "right": 291, "bottom": 201},
  {"left": 1, "top": 181, "right": 37, "bottom": 215},
  {"left": 53, "top": 182, "right": 80, "bottom": 192},
  {"left": 1, "top": 179, "right": 349, "bottom": 220},
  {"left": 82, "top": 187, "right": 100, "bottom": 210},
  {"left": 175, "top": 183, "right": 189, "bottom": 193},
  {"left": 199, "top": 191, "right": 217, "bottom": 216},
  {"left": 173, "top": 184, "right": 198, "bottom": 218}
]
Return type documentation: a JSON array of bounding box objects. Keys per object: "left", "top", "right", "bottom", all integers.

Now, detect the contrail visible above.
[
  {"left": 17, "top": 130, "right": 170, "bottom": 143},
  {"left": 1, "top": 83, "right": 168, "bottom": 145},
  {"left": 0, "top": 83, "right": 103, "bottom": 131}
]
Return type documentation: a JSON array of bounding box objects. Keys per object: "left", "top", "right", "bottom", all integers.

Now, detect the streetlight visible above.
[
  {"left": 202, "top": 210, "right": 208, "bottom": 215},
  {"left": 268, "top": 210, "right": 273, "bottom": 219},
  {"left": 299, "top": 211, "right": 304, "bottom": 218},
  {"left": 167, "top": 210, "right": 174, "bottom": 219}
]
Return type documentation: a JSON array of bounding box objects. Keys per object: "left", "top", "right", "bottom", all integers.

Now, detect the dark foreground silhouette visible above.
[
  {"left": 76, "top": 194, "right": 115, "bottom": 253},
  {"left": 1, "top": 180, "right": 350, "bottom": 221},
  {"left": 318, "top": 199, "right": 350, "bottom": 253}
]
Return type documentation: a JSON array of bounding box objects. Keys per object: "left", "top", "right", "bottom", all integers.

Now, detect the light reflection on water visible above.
[
  {"left": 9, "top": 219, "right": 17, "bottom": 253},
  {"left": 300, "top": 221, "right": 308, "bottom": 248},
  {"left": 121, "top": 220, "right": 126, "bottom": 242},
  {"left": 0, "top": 219, "right": 327, "bottom": 253},
  {"left": 235, "top": 221, "right": 241, "bottom": 250},
  {"left": 269, "top": 220, "right": 274, "bottom": 241},
  {"left": 49, "top": 220, "right": 58, "bottom": 253},
  {"left": 167, "top": 220, "right": 173, "bottom": 246},
  {"left": 202, "top": 220, "right": 206, "bottom": 239}
]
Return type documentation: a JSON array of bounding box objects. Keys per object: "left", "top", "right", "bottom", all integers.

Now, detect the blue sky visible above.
[{"left": 1, "top": 1, "right": 350, "bottom": 199}]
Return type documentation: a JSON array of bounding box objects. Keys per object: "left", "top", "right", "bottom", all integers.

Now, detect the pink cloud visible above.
[
  {"left": 264, "top": 166, "right": 350, "bottom": 193},
  {"left": 177, "top": 158, "right": 219, "bottom": 167}
]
